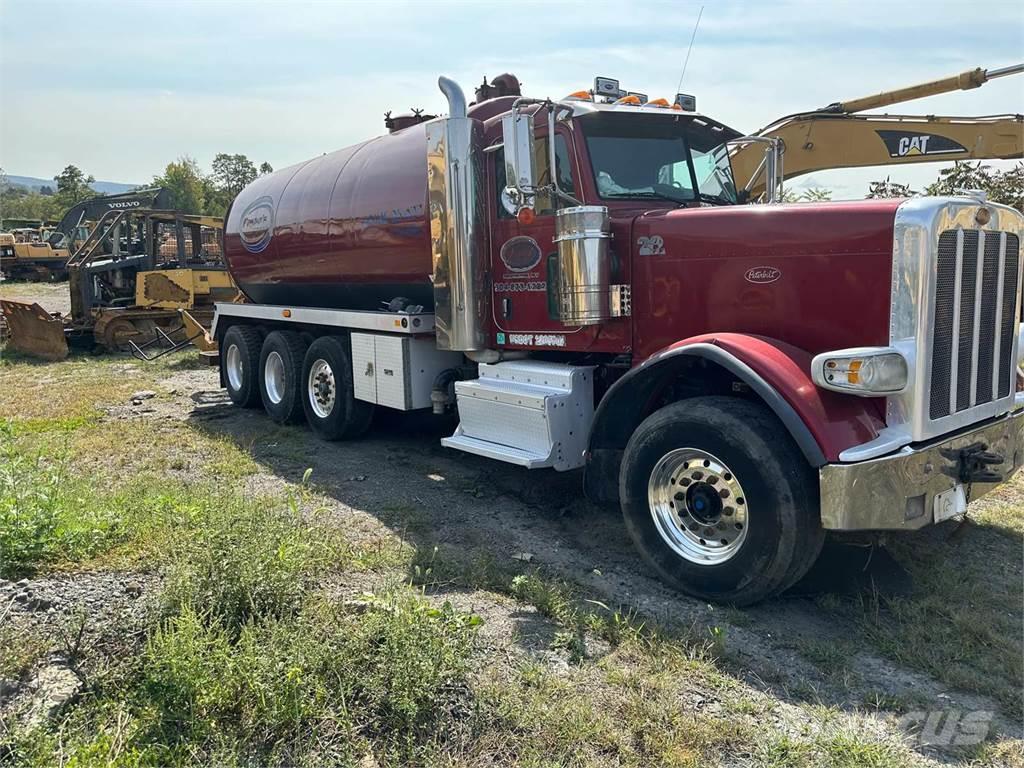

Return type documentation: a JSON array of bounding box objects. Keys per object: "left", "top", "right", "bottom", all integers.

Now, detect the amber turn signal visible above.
[{"left": 517, "top": 207, "right": 536, "bottom": 225}]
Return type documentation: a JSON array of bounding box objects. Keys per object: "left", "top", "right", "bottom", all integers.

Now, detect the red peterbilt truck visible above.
[{"left": 213, "top": 75, "right": 1024, "bottom": 604}]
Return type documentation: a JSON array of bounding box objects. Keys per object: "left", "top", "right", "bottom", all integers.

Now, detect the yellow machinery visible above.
[
  {"left": 731, "top": 64, "right": 1024, "bottom": 200},
  {"left": 2, "top": 229, "right": 70, "bottom": 280},
  {"left": 1, "top": 210, "right": 237, "bottom": 360}
]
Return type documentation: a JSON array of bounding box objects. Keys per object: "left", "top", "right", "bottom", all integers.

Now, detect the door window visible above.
[{"left": 495, "top": 134, "right": 576, "bottom": 217}]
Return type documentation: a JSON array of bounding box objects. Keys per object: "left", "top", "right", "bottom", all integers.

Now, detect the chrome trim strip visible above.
[
  {"left": 993, "top": 232, "right": 1007, "bottom": 402},
  {"left": 837, "top": 426, "right": 912, "bottom": 462},
  {"left": 949, "top": 229, "right": 965, "bottom": 416},
  {"left": 211, "top": 303, "right": 436, "bottom": 338},
  {"left": 969, "top": 230, "right": 985, "bottom": 407}
]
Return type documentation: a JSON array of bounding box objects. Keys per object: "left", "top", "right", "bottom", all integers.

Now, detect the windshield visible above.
[{"left": 580, "top": 112, "right": 738, "bottom": 205}]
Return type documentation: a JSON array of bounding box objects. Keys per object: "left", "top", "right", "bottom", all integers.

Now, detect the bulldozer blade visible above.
[{"left": 0, "top": 300, "right": 69, "bottom": 360}]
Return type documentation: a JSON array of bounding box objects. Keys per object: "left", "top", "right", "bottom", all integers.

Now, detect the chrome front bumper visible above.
[{"left": 819, "top": 409, "right": 1024, "bottom": 530}]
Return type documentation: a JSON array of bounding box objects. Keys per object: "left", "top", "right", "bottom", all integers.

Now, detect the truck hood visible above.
[{"left": 628, "top": 199, "right": 903, "bottom": 360}]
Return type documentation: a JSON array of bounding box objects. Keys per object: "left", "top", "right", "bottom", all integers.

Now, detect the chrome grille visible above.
[{"left": 929, "top": 230, "right": 1020, "bottom": 420}]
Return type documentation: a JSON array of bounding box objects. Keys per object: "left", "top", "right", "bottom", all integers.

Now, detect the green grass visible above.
[
  {"left": 821, "top": 522, "right": 1024, "bottom": 719},
  {"left": 1, "top": 347, "right": 1018, "bottom": 767}
]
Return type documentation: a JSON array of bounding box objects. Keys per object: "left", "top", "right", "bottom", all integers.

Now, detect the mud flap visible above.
[{"left": 0, "top": 300, "right": 69, "bottom": 360}]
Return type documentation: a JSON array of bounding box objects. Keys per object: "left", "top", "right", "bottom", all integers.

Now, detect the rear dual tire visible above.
[
  {"left": 620, "top": 396, "right": 824, "bottom": 605},
  {"left": 302, "top": 335, "right": 374, "bottom": 441},
  {"left": 259, "top": 331, "right": 309, "bottom": 424}
]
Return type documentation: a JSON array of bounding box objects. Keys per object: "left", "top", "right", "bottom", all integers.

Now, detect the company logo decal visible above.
[
  {"left": 500, "top": 236, "right": 542, "bottom": 272},
  {"left": 106, "top": 200, "right": 141, "bottom": 209},
  {"left": 745, "top": 266, "right": 781, "bottom": 284},
  {"left": 638, "top": 235, "right": 665, "bottom": 256},
  {"left": 239, "top": 196, "right": 275, "bottom": 254},
  {"left": 876, "top": 130, "right": 968, "bottom": 158}
]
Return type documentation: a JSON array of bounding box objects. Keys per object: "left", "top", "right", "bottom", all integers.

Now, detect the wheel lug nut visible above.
[{"left": 719, "top": 488, "right": 730, "bottom": 498}]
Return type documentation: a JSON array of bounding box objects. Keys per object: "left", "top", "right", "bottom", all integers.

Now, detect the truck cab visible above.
[{"left": 213, "top": 75, "right": 1024, "bottom": 605}]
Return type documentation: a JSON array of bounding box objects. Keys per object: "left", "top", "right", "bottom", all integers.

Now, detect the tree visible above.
[
  {"left": 867, "top": 176, "right": 915, "bottom": 199},
  {"left": 800, "top": 187, "right": 832, "bottom": 202},
  {"left": 925, "top": 161, "right": 1023, "bottom": 211},
  {"left": 152, "top": 157, "right": 206, "bottom": 214},
  {"left": 53, "top": 164, "right": 97, "bottom": 210},
  {"left": 211, "top": 153, "right": 258, "bottom": 200},
  {"left": 39, "top": 185, "right": 54, "bottom": 196},
  {"left": 259, "top": 161, "right": 274, "bottom": 176},
  {"left": 781, "top": 186, "right": 833, "bottom": 202}
]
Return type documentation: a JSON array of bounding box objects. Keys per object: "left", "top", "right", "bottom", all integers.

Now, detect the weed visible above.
[{"left": 0, "top": 423, "right": 122, "bottom": 577}]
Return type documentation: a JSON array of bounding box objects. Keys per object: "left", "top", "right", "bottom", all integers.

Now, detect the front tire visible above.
[
  {"left": 620, "top": 396, "right": 823, "bottom": 605},
  {"left": 301, "top": 335, "right": 374, "bottom": 441}
]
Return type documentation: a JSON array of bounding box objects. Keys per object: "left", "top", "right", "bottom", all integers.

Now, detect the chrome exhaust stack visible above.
[{"left": 426, "top": 77, "right": 488, "bottom": 352}]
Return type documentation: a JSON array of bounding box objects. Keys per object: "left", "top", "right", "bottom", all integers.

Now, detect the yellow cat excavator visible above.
[{"left": 731, "top": 63, "right": 1024, "bottom": 200}]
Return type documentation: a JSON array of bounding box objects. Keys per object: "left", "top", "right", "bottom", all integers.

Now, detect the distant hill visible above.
[{"left": 5, "top": 174, "right": 142, "bottom": 195}]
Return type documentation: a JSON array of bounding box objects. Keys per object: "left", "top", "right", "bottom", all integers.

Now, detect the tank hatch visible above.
[
  {"left": 384, "top": 108, "right": 436, "bottom": 133},
  {"left": 473, "top": 73, "right": 521, "bottom": 104}
]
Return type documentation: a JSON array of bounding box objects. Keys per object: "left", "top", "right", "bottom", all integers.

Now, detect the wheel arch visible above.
[{"left": 584, "top": 334, "right": 884, "bottom": 503}]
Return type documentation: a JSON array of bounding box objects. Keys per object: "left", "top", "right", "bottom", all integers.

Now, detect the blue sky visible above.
[{"left": 1, "top": 0, "right": 1022, "bottom": 198}]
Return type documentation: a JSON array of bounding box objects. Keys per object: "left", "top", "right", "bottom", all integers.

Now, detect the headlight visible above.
[{"left": 811, "top": 347, "right": 908, "bottom": 396}]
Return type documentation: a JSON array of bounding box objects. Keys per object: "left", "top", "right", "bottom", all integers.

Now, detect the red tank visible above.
[{"left": 223, "top": 123, "right": 433, "bottom": 310}]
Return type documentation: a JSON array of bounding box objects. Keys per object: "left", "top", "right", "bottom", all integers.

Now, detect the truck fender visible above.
[{"left": 584, "top": 334, "right": 885, "bottom": 503}]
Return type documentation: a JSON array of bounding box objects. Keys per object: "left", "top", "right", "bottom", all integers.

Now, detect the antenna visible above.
[{"left": 675, "top": 5, "right": 704, "bottom": 96}]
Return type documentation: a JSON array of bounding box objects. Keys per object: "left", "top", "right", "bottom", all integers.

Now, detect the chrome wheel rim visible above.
[
  {"left": 264, "top": 351, "right": 286, "bottom": 404},
  {"left": 647, "top": 448, "right": 749, "bottom": 565},
  {"left": 308, "top": 358, "right": 335, "bottom": 418},
  {"left": 226, "top": 344, "right": 243, "bottom": 391}
]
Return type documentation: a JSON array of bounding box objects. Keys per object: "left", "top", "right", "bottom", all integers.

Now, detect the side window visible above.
[{"left": 495, "top": 134, "right": 576, "bottom": 218}]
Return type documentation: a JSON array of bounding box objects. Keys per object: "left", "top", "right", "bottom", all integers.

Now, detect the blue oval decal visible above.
[{"left": 239, "top": 196, "right": 275, "bottom": 254}]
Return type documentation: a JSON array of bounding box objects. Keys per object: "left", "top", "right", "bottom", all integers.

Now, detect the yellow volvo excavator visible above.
[{"left": 730, "top": 64, "right": 1024, "bottom": 200}]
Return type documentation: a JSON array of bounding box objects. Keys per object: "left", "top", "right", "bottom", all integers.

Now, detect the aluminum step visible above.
[{"left": 441, "top": 360, "right": 595, "bottom": 471}]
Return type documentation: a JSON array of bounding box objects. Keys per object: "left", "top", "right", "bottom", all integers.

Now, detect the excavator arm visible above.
[
  {"left": 46, "top": 187, "right": 170, "bottom": 249},
  {"left": 731, "top": 63, "right": 1024, "bottom": 199},
  {"left": 732, "top": 112, "right": 1023, "bottom": 199}
]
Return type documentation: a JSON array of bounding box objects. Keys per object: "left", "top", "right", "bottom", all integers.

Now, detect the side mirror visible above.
[{"left": 501, "top": 109, "right": 536, "bottom": 209}]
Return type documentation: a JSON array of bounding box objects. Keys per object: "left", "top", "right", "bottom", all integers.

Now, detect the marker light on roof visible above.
[
  {"left": 647, "top": 98, "right": 671, "bottom": 108},
  {"left": 615, "top": 95, "right": 643, "bottom": 106},
  {"left": 594, "top": 77, "right": 622, "bottom": 98},
  {"left": 565, "top": 90, "right": 592, "bottom": 101},
  {"left": 675, "top": 93, "right": 697, "bottom": 111}
]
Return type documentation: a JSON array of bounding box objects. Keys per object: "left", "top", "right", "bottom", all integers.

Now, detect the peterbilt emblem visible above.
[
  {"left": 876, "top": 130, "right": 968, "bottom": 158},
  {"left": 239, "top": 196, "right": 275, "bottom": 254},
  {"left": 745, "top": 266, "right": 781, "bottom": 284},
  {"left": 637, "top": 235, "right": 665, "bottom": 255},
  {"left": 500, "top": 236, "right": 542, "bottom": 272}
]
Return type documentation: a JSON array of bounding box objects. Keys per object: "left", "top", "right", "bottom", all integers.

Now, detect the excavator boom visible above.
[
  {"left": 731, "top": 63, "right": 1024, "bottom": 199},
  {"left": 825, "top": 63, "right": 1024, "bottom": 115},
  {"left": 732, "top": 112, "right": 1024, "bottom": 198}
]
